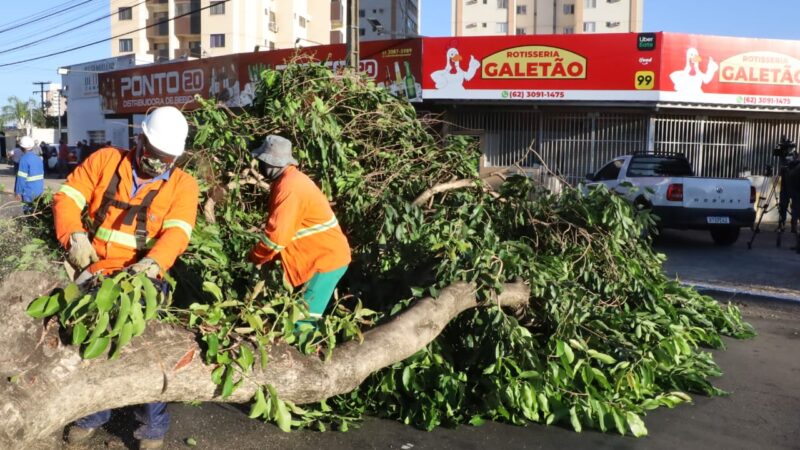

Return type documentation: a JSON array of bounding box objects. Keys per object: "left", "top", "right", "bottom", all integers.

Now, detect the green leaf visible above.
[
  {"left": 569, "top": 406, "right": 582, "bottom": 432},
  {"left": 111, "top": 291, "right": 132, "bottom": 335},
  {"left": 626, "top": 411, "right": 648, "bottom": 437},
  {"left": 185, "top": 437, "right": 197, "bottom": 447},
  {"left": 94, "top": 278, "right": 116, "bottom": 313},
  {"left": 221, "top": 367, "right": 234, "bottom": 398},
  {"left": 586, "top": 349, "right": 616, "bottom": 365},
  {"left": 130, "top": 301, "right": 146, "bottom": 337},
  {"left": 71, "top": 322, "right": 88, "bottom": 346},
  {"left": 110, "top": 322, "right": 134, "bottom": 360},
  {"left": 142, "top": 276, "right": 159, "bottom": 320},
  {"left": 249, "top": 387, "right": 268, "bottom": 418},
  {"left": 237, "top": 345, "right": 254, "bottom": 373},
  {"left": 210, "top": 366, "right": 225, "bottom": 385},
  {"left": 82, "top": 336, "right": 110, "bottom": 359},
  {"left": 87, "top": 312, "right": 110, "bottom": 342},
  {"left": 203, "top": 281, "right": 224, "bottom": 302},
  {"left": 26, "top": 294, "right": 56, "bottom": 318}
]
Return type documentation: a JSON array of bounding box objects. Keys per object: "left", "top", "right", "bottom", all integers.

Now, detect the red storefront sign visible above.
[
  {"left": 99, "top": 33, "right": 800, "bottom": 113},
  {"left": 420, "top": 32, "right": 800, "bottom": 107},
  {"left": 99, "top": 39, "right": 422, "bottom": 114},
  {"left": 421, "top": 34, "right": 662, "bottom": 101},
  {"left": 659, "top": 32, "right": 800, "bottom": 107}
]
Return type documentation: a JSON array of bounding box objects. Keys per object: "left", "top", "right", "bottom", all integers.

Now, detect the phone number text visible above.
[{"left": 503, "top": 90, "right": 566, "bottom": 99}]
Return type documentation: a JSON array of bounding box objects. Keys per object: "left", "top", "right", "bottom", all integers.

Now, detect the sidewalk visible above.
[{"left": 655, "top": 228, "right": 800, "bottom": 302}]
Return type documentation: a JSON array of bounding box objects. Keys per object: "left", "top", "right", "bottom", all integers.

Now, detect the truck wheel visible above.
[{"left": 710, "top": 226, "right": 740, "bottom": 246}]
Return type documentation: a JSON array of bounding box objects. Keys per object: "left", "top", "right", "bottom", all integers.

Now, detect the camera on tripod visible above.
[{"left": 773, "top": 135, "right": 797, "bottom": 161}]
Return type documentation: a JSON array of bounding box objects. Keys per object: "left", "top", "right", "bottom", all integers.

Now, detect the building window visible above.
[
  {"left": 483, "top": 0, "right": 487, "bottom": 4},
  {"left": 497, "top": 0, "right": 507, "bottom": 8},
  {"left": 516, "top": 5, "right": 527, "bottom": 14},
  {"left": 583, "top": 21, "right": 596, "bottom": 32},
  {"left": 118, "top": 7, "right": 132, "bottom": 20},
  {"left": 210, "top": 1, "right": 225, "bottom": 15},
  {"left": 119, "top": 38, "right": 133, "bottom": 52},
  {"left": 359, "top": 28, "right": 365, "bottom": 36},
  {"left": 584, "top": 0, "right": 597, "bottom": 8},
  {"left": 188, "top": 41, "right": 201, "bottom": 57},
  {"left": 496, "top": 22, "right": 508, "bottom": 33},
  {"left": 564, "top": 26, "right": 574, "bottom": 34},
  {"left": 516, "top": 27, "right": 526, "bottom": 35},
  {"left": 210, "top": 33, "right": 225, "bottom": 48},
  {"left": 299, "top": 16, "right": 307, "bottom": 28},
  {"left": 359, "top": 9, "right": 365, "bottom": 17},
  {"left": 563, "top": 4, "right": 575, "bottom": 14},
  {"left": 482, "top": 22, "right": 487, "bottom": 28}
]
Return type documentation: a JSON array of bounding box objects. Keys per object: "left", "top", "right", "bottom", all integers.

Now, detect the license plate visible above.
[{"left": 707, "top": 216, "right": 730, "bottom": 224}]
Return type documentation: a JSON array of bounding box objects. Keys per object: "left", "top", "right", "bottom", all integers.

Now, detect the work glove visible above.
[
  {"left": 67, "top": 232, "right": 99, "bottom": 270},
  {"left": 127, "top": 258, "right": 161, "bottom": 279}
]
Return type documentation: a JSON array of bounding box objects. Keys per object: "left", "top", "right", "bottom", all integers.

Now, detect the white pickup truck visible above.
[{"left": 586, "top": 154, "right": 755, "bottom": 245}]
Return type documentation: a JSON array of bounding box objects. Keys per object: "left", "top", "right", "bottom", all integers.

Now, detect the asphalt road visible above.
[
  {"left": 59, "top": 295, "right": 800, "bottom": 450},
  {"left": 3, "top": 162, "right": 797, "bottom": 449}
]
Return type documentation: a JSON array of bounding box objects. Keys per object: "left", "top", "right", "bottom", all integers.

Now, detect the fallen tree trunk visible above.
[{"left": 0, "top": 271, "right": 528, "bottom": 449}]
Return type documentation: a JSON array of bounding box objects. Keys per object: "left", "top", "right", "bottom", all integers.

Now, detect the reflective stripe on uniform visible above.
[
  {"left": 95, "top": 226, "right": 155, "bottom": 249},
  {"left": 259, "top": 234, "right": 285, "bottom": 252},
  {"left": 162, "top": 219, "right": 193, "bottom": 239},
  {"left": 292, "top": 216, "right": 339, "bottom": 241},
  {"left": 26, "top": 175, "right": 43, "bottom": 181},
  {"left": 59, "top": 185, "right": 87, "bottom": 210},
  {"left": 17, "top": 171, "right": 27, "bottom": 178}
]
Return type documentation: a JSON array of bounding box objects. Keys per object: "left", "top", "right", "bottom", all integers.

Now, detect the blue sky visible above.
[{"left": 2, "top": 0, "right": 800, "bottom": 107}]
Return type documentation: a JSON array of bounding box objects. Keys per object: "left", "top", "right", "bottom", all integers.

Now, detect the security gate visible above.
[{"left": 446, "top": 108, "right": 800, "bottom": 184}]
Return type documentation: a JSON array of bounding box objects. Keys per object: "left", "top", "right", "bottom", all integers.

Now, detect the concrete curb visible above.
[{"left": 682, "top": 279, "right": 800, "bottom": 303}]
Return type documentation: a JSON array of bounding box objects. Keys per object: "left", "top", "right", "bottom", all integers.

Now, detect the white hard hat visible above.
[
  {"left": 19, "top": 136, "right": 35, "bottom": 150},
  {"left": 141, "top": 106, "right": 188, "bottom": 157}
]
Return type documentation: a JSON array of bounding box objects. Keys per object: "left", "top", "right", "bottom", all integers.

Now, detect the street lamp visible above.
[{"left": 294, "top": 37, "right": 326, "bottom": 47}]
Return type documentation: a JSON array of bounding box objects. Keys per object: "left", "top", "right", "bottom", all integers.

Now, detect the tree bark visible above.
[{"left": 0, "top": 271, "right": 529, "bottom": 450}]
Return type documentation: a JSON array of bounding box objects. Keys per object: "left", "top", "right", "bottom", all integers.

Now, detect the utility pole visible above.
[
  {"left": 345, "top": 0, "right": 359, "bottom": 69},
  {"left": 32, "top": 81, "right": 51, "bottom": 115}
]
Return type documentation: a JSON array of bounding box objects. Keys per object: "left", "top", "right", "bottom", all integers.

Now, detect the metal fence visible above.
[{"left": 446, "top": 108, "right": 800, "bottom": 184}]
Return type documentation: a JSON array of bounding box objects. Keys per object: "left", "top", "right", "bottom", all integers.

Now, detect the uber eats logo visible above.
[{"left": 638, "top": 33, "right": 656, "bottom": 51}]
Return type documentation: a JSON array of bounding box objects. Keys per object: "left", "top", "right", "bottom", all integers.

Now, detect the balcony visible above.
[
  {"left": 147, "top": 13, "right": 169, "bottom": 37},
  {"left": 330, "top": 1, "right": 344, "bottom": 28},
  {"left": 330, "top": 30, "right": 344, "bottom": 44},
  {"left": 174, "top": 15, "right": 200, "bottom": 36},
  {"left": 147, "top": 0, "right": 168, "bottom": 13}
]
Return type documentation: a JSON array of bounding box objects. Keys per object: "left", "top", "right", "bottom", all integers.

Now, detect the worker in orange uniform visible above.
[
  {"left": 53, "top": 106, "right": 198, "bottom": 449},
  {"left": 248, "top": 135, "right": 351, "bottom": 328}
]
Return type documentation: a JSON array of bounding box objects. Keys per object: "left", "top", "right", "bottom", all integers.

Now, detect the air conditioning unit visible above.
[
  {"left": 268, "top": 21, "right": 278, "bottom": 32},
  {"left": 606, "top": 21, "right": 620, "bottom": 27}
]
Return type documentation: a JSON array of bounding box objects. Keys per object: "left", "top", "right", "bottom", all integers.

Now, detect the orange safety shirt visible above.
[
  {"left": 249, "top": 166, "right": 351, "bottom": 287},
  {"left": 53, "top": 147, "right": 199, "bottom": 275}
]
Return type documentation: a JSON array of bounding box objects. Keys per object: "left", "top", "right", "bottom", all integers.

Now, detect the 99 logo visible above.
[{"left": 635, "top": 71, "right": 655, "bottom": 90}]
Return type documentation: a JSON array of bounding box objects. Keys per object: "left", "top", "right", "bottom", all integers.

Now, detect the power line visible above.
[
  {"left": 0, "top": 1, "right": 115, "bottom": 49},
  {"left": 0, "top": 0, "right": 148, "bottom": 56},
  {"left": 0, "top": 0, "right": 87, "bottom": 30},
  {"left": 0, "top": 0, "right": 97, "bottom": 36},
  {"left": 0, "top": 0, "right": 230, "bottom": 68}
]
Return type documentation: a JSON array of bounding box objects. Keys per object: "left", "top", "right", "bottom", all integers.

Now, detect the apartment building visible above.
[
  {"left": 110, "top": 0, "right": 345, "bottom": 62},
  {"left": 359, "top": 0, "right": 420, "bottom": 41},
  {"left": 452, "top": 0, "right": 642, "bottom": 36}
]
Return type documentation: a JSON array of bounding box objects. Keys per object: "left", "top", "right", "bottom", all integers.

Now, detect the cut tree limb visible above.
[{"left": 0, "top": 271, "right": 529, "bottom": 450}]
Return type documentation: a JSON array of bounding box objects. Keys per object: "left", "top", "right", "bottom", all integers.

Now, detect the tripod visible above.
[{"left": 747, "top": 168, "right": 783, "bottom": 249}]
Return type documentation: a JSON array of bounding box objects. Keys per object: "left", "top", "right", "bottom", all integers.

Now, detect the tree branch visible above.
[{"left": 0, "top": 272, "right": 528, "bottom": 449}]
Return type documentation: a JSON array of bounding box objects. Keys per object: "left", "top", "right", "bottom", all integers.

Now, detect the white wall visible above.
[{"left": 61, "top": 54, "right": 149, "bottom": 147}]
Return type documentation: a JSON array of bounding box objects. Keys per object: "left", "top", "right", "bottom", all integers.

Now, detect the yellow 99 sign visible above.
[{"left": 635, "top": 71, "right": 655, "bottom": 90}]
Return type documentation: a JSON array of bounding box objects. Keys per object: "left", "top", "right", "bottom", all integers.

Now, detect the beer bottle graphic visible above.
[
  {"left": 393, "top": 61, "right": 406, "bottom": 97},
  {"left": 403, "top": 61, "right": 417, "bottom": 100}
]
